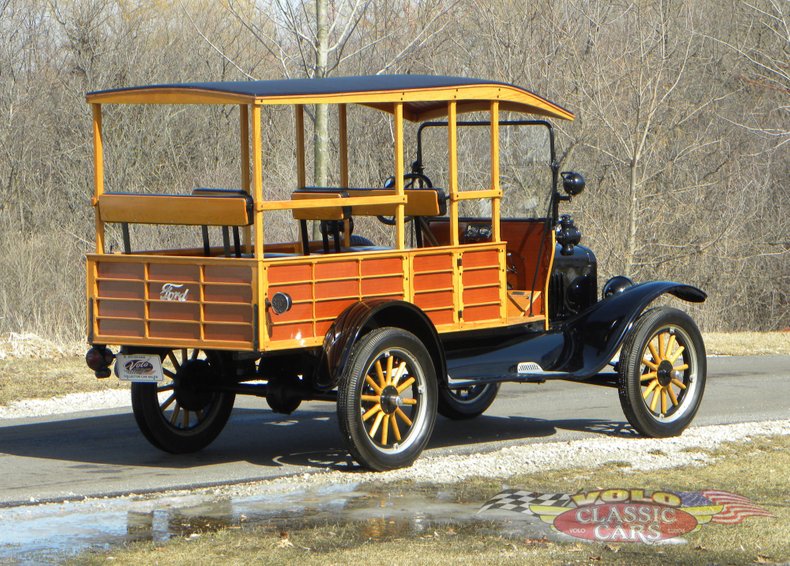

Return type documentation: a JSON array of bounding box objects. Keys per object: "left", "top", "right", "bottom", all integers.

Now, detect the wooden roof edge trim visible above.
[
  {"left": 86, "top": 88, "right": 254, "bottom": 105},
  {"left": 85, "top": 83, "right": 573, "bottom": 120}
]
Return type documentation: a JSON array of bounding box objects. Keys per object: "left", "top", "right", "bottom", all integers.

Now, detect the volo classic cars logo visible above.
[{"left": 480, "top": 488, "right": 772, "bottom": 543}]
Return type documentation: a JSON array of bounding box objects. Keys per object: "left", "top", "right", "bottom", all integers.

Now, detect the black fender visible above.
[
  {"left": 555, "top": 281, "right": 706, "bottom": 378},
  {"left": 315, "top": 299, "right": 446, "bottom": 390}
]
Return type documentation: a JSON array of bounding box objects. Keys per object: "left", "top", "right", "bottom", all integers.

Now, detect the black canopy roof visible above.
[{"left": 86, "top": 74, "right": 573, "bottom": 121}]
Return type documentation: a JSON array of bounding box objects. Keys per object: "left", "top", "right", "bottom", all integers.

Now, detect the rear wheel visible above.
[
  {"left": 337, "top": 328, "right": 437, "bottom": 470},
  {"left": 438, "top": 383, "right": 500, "bottom": 419},
  {"left": 131, "top": 349, "right": 235, "bottom": 453},
  {"left": 618, "top": 308, "right": 706, "bottom": 437}
]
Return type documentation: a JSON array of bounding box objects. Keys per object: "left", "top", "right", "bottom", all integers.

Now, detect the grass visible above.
[
  {"left": 0, "top": 331, "right": 787, "bottom": 406},
  {"left": 0, "top": 356, "right": 125, "bottom": 407},
  {"left": 72, "top": 434, "right": 790, "bottom": 565}
]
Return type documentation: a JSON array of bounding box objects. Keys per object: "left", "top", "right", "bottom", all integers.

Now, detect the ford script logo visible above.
[
  {"left": 160, "top": 283, "right": 189, "bottom": 302},
  {"left": 124, "top": 359, "right": 155, "bottom": 375}
]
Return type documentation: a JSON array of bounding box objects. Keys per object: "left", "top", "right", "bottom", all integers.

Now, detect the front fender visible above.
[
  {"left": 555, "top": 281, "right": 706, "bottom": 378},
  {"left": 315, "top": 299, "right": 445, "bottom": 390}
]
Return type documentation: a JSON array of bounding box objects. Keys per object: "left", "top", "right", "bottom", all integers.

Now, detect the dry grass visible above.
[
  {"left": 703, "top": 331, "right": 790, "bottom": 356},
  {"left": 72, "top": 435, "right": 790, "bottom": 565},
  {"left": 0, "top": 356, "right": 124, "bottom": 407},
  {"left": 0, "top": 331, "right": 786, "bottom": 407}
]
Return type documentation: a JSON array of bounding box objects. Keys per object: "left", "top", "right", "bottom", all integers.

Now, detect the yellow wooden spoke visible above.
[
  {"left": 671, "top": 378, "right": 687, "bottom": 390},
  {"left": 640, "top": 371, "right": 657, "bottom": 382},
  {"left": 160, "top": 393, "right": 176, "bottom": 411},
  {"left": 658, "top": 332, "right": 668, "bottom": 359},
  {"left": 673, "top": 363, "right": 689, "bottom": 372},
  {"left": 395, "top": 407, "right": 412, "bottom": 426},
  {"left": 666, "top": 335, "right": 677, "bottom": 359},
  {"left": 362, "top": 404, "right": 382, "bottom": 421},
  {"left": 361, "top": 394, "right": 381, "bottom": 403},
  {"left": 369, "top": 411, "right": 385, "bottom": 438},
  {"left": 650, "top": 388, "right": 660, "bottom": 411},
  {"left": 661, "top": 389, "right": 667, "bottom": 415},
  {"left": 390, "top": 414, "right": 401, "bottom": 442},
  {"left": 643, "top": 380, "right": 659, "bottom": 398},
  {"left": 374, "top": 360, "right": 385, "bottom": 388},
  {"left": 642, "top": 358, "right": 659, "bottom": 370},
  {"left": 391, "top": 362, "right": 407, "bottom": 387},
  {"left": 667, "top": 385, "right": 679, "bottom": 406},
  {"left": 400, "top": 397, "right": 418, "bottom": 406},
  {"left": 670, "top": 347, "right": 686, "bottom": 364},
  {"left": 647, "top": 340, "right": 660, "bottom": 364},
  {"left": 386, "top": 355, "right": 394, "bottom": 386},
  {"left": 365, "top": 375, "right": 382, "bottom": 394},
  {"left": 396, "top": 377, "right": 415, "bottom": 394},
  {"left": 170, "top": 404, "right": 181, "bottom": 425},
  {"left": 381, "top": 413, "right": 389, "bottom": 445}
]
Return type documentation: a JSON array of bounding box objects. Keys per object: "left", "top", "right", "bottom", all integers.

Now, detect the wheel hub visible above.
[
  {"left": 379, "top": 385, "right": 402, "bottom": 415},
  {"left": 174, "top": 359, "right": 215, "bottom": 411},
  {"left": 656, "top": 360, "right": 674, "bottom": 387}
]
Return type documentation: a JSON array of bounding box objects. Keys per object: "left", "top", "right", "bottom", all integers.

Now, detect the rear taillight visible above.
[{"left": 85, "top": 345, "right": 114, "bottom": 378}]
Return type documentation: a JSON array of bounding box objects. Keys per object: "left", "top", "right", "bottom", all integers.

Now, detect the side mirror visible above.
[{"left": 561, "top": 171, "right": 585, "bottom": 196}]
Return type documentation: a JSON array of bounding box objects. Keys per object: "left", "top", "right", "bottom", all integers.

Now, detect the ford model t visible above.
[{"left": 84, "top": 75, "right": 707, "bottom": 470}]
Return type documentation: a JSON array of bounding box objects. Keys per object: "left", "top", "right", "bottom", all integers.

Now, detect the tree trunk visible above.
[{"left": 314, "top": 0, "right": 329, "bottom": 187}]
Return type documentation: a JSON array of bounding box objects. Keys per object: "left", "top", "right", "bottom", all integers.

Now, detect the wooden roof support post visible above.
[
  {"left": 490, "top": 101, "right": 501, "bottom": 242},
  {"left": 240, "top": 104, "right": 252, "bottom": 253},
  {"left": 251, "top": 105, "right": 264, "bottom": 259},
  {"left": 448, "top": 100, "right": 459, "bottom": 247},
  {"left": 91, "top": 104, "right": 105, "bottom": 254},
  {"left": 339, "top": 104, "right": 351, "bottom": 247},
  {"left": 394, "top": 102, "right": 405, "bottom": 250}
]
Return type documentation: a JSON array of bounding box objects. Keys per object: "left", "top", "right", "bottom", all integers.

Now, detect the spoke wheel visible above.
[
  {"left": 618, "top": 308, "right": 706, "bottom": 437},
  {"left": 131, "top": 349, "right": 235, "bottom": 453},
  {"left": 438, "top": 383, "right": 500, "bottom": 419},
  {"left": 338, "top": 327, "right": 437, "bottom": 470}
]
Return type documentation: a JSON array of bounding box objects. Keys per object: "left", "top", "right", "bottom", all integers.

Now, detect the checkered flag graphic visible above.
[{"left": 479, "top": 489, "right": 575, "bottom": 514}]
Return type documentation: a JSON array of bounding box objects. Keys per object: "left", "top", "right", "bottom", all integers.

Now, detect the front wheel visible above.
[
  {"left": 131, "top": 349, "right": 235, "bottom": 453},
  {"left": 337, "top": 327, "right": 437, "bottom": 471},
  {"left": 617, "top": 307, "right": 706, "bottom": 437},
  {"left": 438, "top": 383, "right": 500, "bottom": 419}
]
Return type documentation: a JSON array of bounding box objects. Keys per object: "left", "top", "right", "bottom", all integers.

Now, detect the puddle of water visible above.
[{"left": 0, "top": 483, "right": 551, "bottom": 564}]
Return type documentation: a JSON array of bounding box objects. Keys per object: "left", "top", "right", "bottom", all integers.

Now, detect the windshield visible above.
[{"left": 413, "top": 120, "right": 554, "bottom": 219}]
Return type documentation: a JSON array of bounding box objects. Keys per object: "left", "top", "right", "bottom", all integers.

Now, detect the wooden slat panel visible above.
[
  {"left": 99, "top": 319, "right": 144, "bottom": 338},
  {"left": 97, "top": 262, "right": 144, "bottom": 280},
  {"left": 204, "top": 304, "right": 252, "bottom": 324},
  {"left": 204, "top": 324, "right": 252, "bottom": 342},
  {"left": 149, "top": 302, "right": 200, "bottom": 322},
  {"left": 97, "top": 300, "right": 145, "bottom": 319},
  {"left": 149, "top": 321, "right": 201, "bottom": 340},
  {"left": 148, "top": 264, "right": 201, "bottom": 282},
  {"left": 97, "top": 280, "right": 145, "bottom": 300},
  {"left": 463, "top": 304, "right": 500, "bottom": 322},
  {"left": 414, "top": 272, "right": 453, "bottom": 291}
]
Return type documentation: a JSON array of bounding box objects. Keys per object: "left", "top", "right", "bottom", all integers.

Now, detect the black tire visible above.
[
  {"left": 131, "top": 349, "right": 235, "bottom": 453},
  {"left": 438, "top": 383, "right": 500, "bottom": 419},
  {"left": 618, "top": 307, "right": 706, "bottom": 438},
  {"left": 337, "top": 327, "right": 438, "bottom": 471}
]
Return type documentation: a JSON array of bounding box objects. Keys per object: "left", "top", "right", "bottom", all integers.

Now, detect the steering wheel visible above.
[{"left": 377, "top": 172, "right": 433, "bottom": 225}]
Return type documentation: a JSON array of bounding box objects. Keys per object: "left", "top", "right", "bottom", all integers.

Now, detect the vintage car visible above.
[{"left": 84, "top": 75, "right": 707, "bottom": 470}]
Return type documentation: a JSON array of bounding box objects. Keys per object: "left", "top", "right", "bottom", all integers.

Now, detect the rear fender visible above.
[
  {"left": 315, "top": 300, "right": 445, "bottom": 390},
  {"left": 556, "top": 281, "right": 706, "bottom": 378}
]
